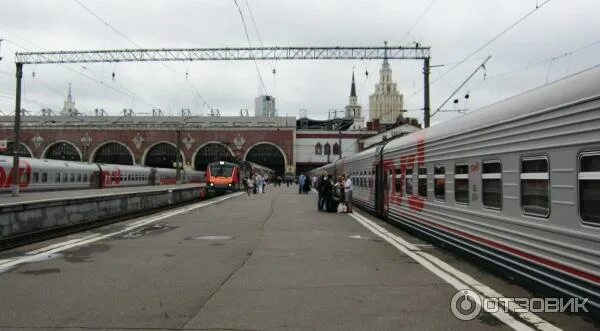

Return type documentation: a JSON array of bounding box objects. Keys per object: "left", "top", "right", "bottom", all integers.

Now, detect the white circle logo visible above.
[{"left": 450, "top": 289, "right": 482, "bottom": 321}]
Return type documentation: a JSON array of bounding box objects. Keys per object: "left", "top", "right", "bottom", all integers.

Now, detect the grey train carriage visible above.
[{"left": 310, "top": 65, "right": 600, "bottom": 312}]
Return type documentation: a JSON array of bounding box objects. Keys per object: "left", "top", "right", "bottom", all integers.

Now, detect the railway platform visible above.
[
  {"left": 0, "top": 183, "right": 205, "bottom": 206},
  {"left": 0, "top": 185, "right": 596, "bottom": 330}
]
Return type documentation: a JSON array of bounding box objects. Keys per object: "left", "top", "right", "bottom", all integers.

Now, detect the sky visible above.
[{"left": 0, "top": 0, "right": 598, "bottom": 126}]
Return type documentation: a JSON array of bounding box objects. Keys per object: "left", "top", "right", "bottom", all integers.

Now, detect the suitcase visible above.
[{"left": 326, "top": 198, "right": 338, "bottom": 213}]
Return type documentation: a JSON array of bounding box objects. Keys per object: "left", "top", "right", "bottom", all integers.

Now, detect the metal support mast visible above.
[{"left": 11, "top": 63, "right": 23, "bottom": 196}]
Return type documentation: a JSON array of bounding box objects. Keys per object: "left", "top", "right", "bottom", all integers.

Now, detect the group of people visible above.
[
  {"left": 315, "top": 172, "right": 353, "bottom": 213},
  {"left": 243, "top": 174, "right": 267, "bottom": 197}
]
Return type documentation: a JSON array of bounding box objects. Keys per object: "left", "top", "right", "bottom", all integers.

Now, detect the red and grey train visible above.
[
  {"left": 0, "top": 155, "right": 205, "bottom": 192},
  {"left": 206, "top": 160, "right": 275, "bottom": 192},
  {"left": 310, "top": 65, "right": 600, "bottom": 311}
]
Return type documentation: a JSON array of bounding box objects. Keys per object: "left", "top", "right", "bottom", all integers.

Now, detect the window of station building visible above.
[
  {"left": 482, "top": 161, "right": 502, "bottom": 210},
  {"left": 315, "top": 143, "right": 322, "bottom": 155},
  {"left": 521, "top": 157, "right": 550, "bottom": 217},
  {"left": 333, "top": 143, "right": 340, "bottom": 155},
  {"left": 405, "top": 168, "right": 414, "bottom": 195},
  {"left": 418, "top": 167, "right": 427, "bottom": 197},
  {"left": 579, "top": 152, "right": 600, "bottom": 224},
  {"left": 455, "top": 164, "right": 469, "bottom": 205},
  {"left": 41, "top": 173, "right": 48, "bottom": 183},
  {"left": 434, "top": 166, "right": 446, "bottom": 201},
  {"left": 394, "top": 168, "right": 402, "bottom": 194}
]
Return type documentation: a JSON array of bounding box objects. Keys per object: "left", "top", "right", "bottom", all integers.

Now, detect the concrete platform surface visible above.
[
  {"left": 0, "top": 183, "right": 204, "bottom": 206},
  {"left": 0, "top": 185, "right": 596, "bottom": 330}
]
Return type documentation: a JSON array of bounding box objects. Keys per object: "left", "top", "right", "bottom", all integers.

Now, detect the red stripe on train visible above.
[{"left": 395, "top": 209, "right": 600, "bottom": 284}]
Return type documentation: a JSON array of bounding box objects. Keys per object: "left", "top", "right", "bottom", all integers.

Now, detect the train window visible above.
[
  {"left": 21, "top": 172, "right": 29, "bottom": 184},
  {"left": 405, "top": 168, "right": 413, "bottom": 195},
  {"left": 521, "top": 157, "right": 549, "bottom": 217},
  {"left": 69, "top": 173, "right": 75, "bottom": 182},
  {"left": 33, "top": 172, "right": 39, "bottom": 183},
  {"left": 418, "top": 167, "right": 427, "bottom": 197},
  {"left": 579, "top": 153, "right": 600, "bottom": 224},
  {"left": 483, "top": 161, "right": 502, "bottom": 210},
  {"left": 434, "top": 166, "right": 446, "bottom": 201},
  {"left": 55, "top": 173, "right": 61, "bottom": 182},
  {"left": 62, "top": 173, "right": 68, "bottom": 182},
  {"left": 394, "top": 168, "right": 402, "bottom": 194},
  {"left": 77, "top": 173, "right": 82, "bottom": 182},
  {"left": 42, "top": 173, "right": 48, "bottom": 183},
  {"left": 455, "top": 164, "right": 469, "bottom": 205},
  {"left": 83, "top": 174, "right": 88, "bottom": 182}
]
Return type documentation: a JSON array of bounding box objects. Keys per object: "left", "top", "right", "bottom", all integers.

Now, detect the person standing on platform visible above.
[
  {"left": 298, "top": 173, "right": 306, "bottom": 194},
  {"left": 343, "top": 173, "right": 353, "bottom": 213},
  {"left": 317, "top": 172, "right": 326, "bottom": 211},
  {"left": 256, "top": 174, "right": 264, "bottom": 194},
  {"left": 246, "top": 177, "right": 254, "bottom": 197}
]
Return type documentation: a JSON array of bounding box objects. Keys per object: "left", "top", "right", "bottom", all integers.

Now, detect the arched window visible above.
[
  {"left": 324, "top": 143, "right": 331, "bottom": 155},
  {"left": 333, "top": 143, "right": 340, "bottom": 155},
  {"left": 315, "top": 143, "right": 322, "bottom": 155}
]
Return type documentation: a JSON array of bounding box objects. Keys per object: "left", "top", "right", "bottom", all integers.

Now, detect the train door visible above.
[{"left": 375, "top": 164, "right": 384, "bottom": 217}]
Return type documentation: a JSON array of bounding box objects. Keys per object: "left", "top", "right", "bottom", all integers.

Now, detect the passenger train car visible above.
[
  {"left": 310, "top": 66, "right": 600, "bottom": 311},
  {"left": 0, "top": 156, "right": 205, "bottom": 192}
]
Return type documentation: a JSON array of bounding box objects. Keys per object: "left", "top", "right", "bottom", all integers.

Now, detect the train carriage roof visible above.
[{"left": 383, "top": 64, "right": 600, "bottom": 153}]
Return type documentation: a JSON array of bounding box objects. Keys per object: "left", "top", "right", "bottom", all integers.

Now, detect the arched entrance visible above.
[
  {"left": 144, "top": 143, "right": 182, "bottom": 168},
  {"left": 0, "top": 142, "right": 32, "bottom": 158},
  {"left": 244, "top": 143, "right": 285, "bottom": 176},
  {"left": 43, "top": 141, "right": 81, "bottom": 161},
  {"left": 194, "top": 142, "right": 235, "bottom": 170},
  {"left": 92, "top": 142, "right": 134, "bottom": 165}
]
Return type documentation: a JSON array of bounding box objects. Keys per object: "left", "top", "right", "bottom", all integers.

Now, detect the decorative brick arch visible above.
[
  {"left": 141, "top": 141, "right": 186, "bottom": 168},
  {"left": 42, "top": 140, "right": 83, "bottom": 161},
  {"left": 191, "top": 141, "right": 236, "bottom": 170},
  {"left": 89, "top": 140, "right": 136, "bottom": 165}
]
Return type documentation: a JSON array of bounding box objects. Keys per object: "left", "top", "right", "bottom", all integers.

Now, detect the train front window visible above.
[
  {"left": 434, "top": 166, "right": 445, "bottom": 201},
  {"left": 210, "top": 165, "right": 234, "bottom": 177},
  {"left": 455, "top": 164, "right": 469, "bottom": 205},
  {"left": 579, "top": 153, "right": 600, "bottom": 224},
  {"left": 482, "top": 161, "right": 502, "bottom": 210},
  {"left": 521, "top": 157, "right": 549, "bottom": 217}
]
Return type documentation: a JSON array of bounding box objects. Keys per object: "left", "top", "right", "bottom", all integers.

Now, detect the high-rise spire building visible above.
[
  {"left": 61, "top": 83, "right": 78, "bottom": 116},
  {"left": 368, "top": 42, "right": 404, "bottom": 123},
  {"left": 345, "top": 71, "right": 364, "bottom": 130}
]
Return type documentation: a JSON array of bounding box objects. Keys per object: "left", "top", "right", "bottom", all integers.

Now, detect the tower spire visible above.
[
  {"left": 67, "top": 82, "right": 73, "bottom": 102},
  {"left": 350, "top": 71, "right": 356, "bottom": 97},
  {"left": 383, "top": 41, "right": 389, "bottom": 66}
]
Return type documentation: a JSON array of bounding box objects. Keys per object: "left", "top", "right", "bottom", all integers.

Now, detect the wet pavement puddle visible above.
[
  {"left": 116, "top": 223, "right": 178, "bottom": 239},
  {"left": 186, "top": 235, "right": 235, "bottom": 240}
]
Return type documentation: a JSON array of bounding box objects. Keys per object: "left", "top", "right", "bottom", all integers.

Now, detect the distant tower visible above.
[
  {"left": 61, "top": 83, "right": 79, "bottom": 116},
  {"left": 369, "top": 41, "right": 404, "bottom": 123},
  {"left": 345, "top": 71, "right": 364, "bottom": 130},
  {"left": 254, "top": 95, "right": 277, "bottom": 117}
]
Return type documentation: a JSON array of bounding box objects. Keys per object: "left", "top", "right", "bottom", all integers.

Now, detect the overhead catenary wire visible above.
[
  {"left": 398, "top": 0, "right": 437, "bottom": 44},
  {"left": 405, "top": 0, "right": 553, "bottom": 103},
  {"left": 232, "top": 0, "right": 269, "bottom": 96},
  {"left": 72, "top": 0, "right": 212, "bottom": 112}
]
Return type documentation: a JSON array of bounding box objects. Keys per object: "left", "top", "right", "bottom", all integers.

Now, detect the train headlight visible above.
[
  {"left": 228, "top": 183, "right": 232, "bottom": 187},
  {"left": 210, "top": 182, "right": 214, "bottom": 186}
]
